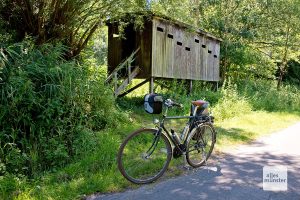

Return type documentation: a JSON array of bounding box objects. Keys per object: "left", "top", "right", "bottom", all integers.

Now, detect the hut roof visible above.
[{"left": 106, "top": 11, "right": 222, "bottom": 42}]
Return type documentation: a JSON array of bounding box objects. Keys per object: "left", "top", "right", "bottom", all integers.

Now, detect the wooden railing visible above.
[
  {"left": 106, "top": 47, "right": 141, "bottom": 97},
  {"left": 105, "top": 47, "right": 140, "bottom": 83}
]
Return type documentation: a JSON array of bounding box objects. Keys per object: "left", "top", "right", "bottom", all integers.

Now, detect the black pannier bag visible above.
[{"left": 144, "top": 94, "right": 163, "bottom": 114}]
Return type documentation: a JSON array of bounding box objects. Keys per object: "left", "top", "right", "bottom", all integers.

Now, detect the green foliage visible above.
[
  {"left": 212, "top": 81, "right": 252, "bottom": 121},
  {"left": 0, "top": 174, "right": 17, "bottom": 199},
  {"left": 0, "top": 40, "right": 125, "bottom": 178},
  {"left": 0, "top": 19, "right": 14, "bottom": 46},
  {"left": 0, "top": 0, "right": 131, "bottom": 58},
  {"left": 238, "top": 79, "right": 300, "bottom": 112},
  {"left": 286, "top": 60, "right": 300, "bottom": 86},
  {"left": 1, "top": 1, "right": 300, "bottom": 199},
  {"left": 148, "top": 0, "right": 300, "bottom": 83},
  {"left": 126, "top": 77, "right": 300, "bottom": 120}
]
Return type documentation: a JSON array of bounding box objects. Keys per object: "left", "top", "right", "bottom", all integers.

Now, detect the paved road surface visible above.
[{"left": 88, "top": 122, "right": 300, "bottom": 200}]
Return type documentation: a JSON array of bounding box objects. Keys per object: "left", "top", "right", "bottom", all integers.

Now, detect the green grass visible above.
[
  {"left": 215, "top": 111, "right": 300, "bottom": 150},
  {"left": 2, "top": 78, "right": 300, "bottom": 200},
  {"left": 5, "top": 110, "right": 299, "bottom": 200}
]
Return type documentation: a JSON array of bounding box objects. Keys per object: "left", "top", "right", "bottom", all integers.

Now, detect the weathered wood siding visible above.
[
  {"left": 166, "top": 24, "right": 175, "bottom": 78},
  {"left": 108, "top": 24, "right": 122, "bottom": 74},
  {"left": 213, "top": 41, "right": 221, "bottom": 81},
  {"left": 135, "top": 21, "right": 152, "bottom": 78},
  {"left": 151, "top": 17, "right": 220, "bottom": 81},
  {"left": 107, "top": 21, "right": 152, "bottom": 79},
  {"left": 107, "top": 16, "right": 221, "bottom": 81},
  {"left": 152, "top": 19, "right": 166, "bottom": 78}
]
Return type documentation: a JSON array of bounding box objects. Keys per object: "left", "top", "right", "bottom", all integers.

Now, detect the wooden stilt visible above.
[
  {"left": 189, "top": 80, "right": 193, "bottom": 95},
  {"left": 150, "top": 77, "right": 154, "bottom": 93}
]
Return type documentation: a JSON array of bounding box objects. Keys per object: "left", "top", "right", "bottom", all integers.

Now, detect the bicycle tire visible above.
[
  {"left": 117, "top": 128, "right": 172, "bottom": 184},
  {"left": 186, "top": 123, "right": 216, "bottom": 168}
]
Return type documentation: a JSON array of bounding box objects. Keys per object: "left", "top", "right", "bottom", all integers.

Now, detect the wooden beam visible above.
[
  {"left": 106, "top": 47, "right": 140, "bottom": 83},
  {"left": 114, "top": 73, "right": 118, "bottom": 92},
  {"left": 189, "top": 80, "right": 193, "bottom": 95},
  {"left": 150, "top": 77, "right": 154, "bottom": 93},
  {"left": 118, "top": 78, "right": 150, "bottom": 98},
  {"left": 114, "top": 67, "right": 140, "bottom": 96}
]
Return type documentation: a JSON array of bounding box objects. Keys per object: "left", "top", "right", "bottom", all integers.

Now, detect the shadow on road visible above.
[{"left": 89, "top": 124, "right": 300, "bottom": 200}]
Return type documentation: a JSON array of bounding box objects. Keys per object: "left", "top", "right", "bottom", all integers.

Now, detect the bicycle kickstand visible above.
[
  {"left": 182, "top": 152, "right": 191, "bottom": 170},
  {"left": 202, "top": 150, "right": 209, "bottom": 173}
]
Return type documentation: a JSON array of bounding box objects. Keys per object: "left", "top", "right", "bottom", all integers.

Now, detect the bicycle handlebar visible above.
[
  {"left": 165, "top": 99, "right": 183, "bottom": 108},
  {"left": 172, "top": 101, "right": 183, "bottom": 108}
]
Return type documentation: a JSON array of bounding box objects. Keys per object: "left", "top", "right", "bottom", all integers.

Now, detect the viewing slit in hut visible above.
[{"left": 106, "top": 13, "right": 221, "bottom": 97}]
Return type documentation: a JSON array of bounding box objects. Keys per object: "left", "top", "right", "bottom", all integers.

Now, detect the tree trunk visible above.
[
  {"left": 277, "top": 68, "right": 283, "bottom": 90},
  {"left": 277, "top": 63, "right": 286, "bottom": 90}
]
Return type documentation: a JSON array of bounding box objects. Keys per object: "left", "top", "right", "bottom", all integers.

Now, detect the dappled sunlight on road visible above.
[{"left": 89, "top": 122, "right": 300, "bottom": 200}]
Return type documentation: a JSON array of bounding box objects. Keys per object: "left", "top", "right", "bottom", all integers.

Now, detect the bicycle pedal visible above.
[
  {"left": 183, "top": 165, "right": 192, "bottom": 170},
  {"left": 182, "top": 152, "right": 190, "bottom": 169},
  {"left": 202, "top": 151, "right": 210, "bottom": 173}
]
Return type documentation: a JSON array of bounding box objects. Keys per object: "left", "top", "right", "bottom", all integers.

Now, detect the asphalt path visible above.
[{"left": 88, "top": 122, "right": 300, "bottom": 200}]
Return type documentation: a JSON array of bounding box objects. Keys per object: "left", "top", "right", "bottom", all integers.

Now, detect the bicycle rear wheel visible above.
[
  {"left": 186, "top": 123, "right": 216, "bottom": 168},
  {"left": 117, "top": 128, "right": 172, "bottom": 184}
]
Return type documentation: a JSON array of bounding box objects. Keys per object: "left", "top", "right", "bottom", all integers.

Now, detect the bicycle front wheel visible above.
[
  {"left": 117, "top": 128, "right": 172, "bottom": 184},
  {"left": 186, "top": 123, "right": 216, "bottom": 168}
]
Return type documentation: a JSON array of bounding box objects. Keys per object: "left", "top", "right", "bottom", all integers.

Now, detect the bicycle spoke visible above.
[
  {"left": 118, "top": 129, "right": 172, "bottom": 184},
  {"left": 186, "top": 123, "right": 216, "bottom": 168}
]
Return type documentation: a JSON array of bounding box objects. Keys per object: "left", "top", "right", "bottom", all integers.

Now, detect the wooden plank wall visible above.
[
  {"left": 135, "top": 21, "right": 152, "bottom": 79},
  {"left": 174, "top": 28, "right": 184, "bottom": 79},
  {"left": 213, "top": 41, "right": 221, "bottom": 81},
  {"left": 107, "top": 17, "right": 220, "bottom": 81},
  {"left": 151, "top": 18, "right": 220, "bottom": 81},
  {"left": 107, "top": 24, "right": 122, "bottom": 74},
  {"left": 193, "top": 35, "right": 201, "bottom": 80},
  {"left": 166, "top": 24, "right": 175, "bottom": 78},
  {"left": 200, "top": 35, "right": 207, "bottom": 80}
]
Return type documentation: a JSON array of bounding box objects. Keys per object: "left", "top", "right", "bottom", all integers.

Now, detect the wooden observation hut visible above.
[{"left": 106, "top": 13, "right": 221, "bottom": 97}]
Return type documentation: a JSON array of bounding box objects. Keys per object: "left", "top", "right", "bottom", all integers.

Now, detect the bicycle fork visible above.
[{"left": 144, "top": 129, "right": 162, "bottom": 159}]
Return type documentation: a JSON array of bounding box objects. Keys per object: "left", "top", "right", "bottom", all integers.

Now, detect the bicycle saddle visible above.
[{"left": 191, "top": 100, "right": 208, "bottom": 107}]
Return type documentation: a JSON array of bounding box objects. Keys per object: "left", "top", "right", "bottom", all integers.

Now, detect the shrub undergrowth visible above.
[
  {"left": 124, "top": 78, "right": 300, "bottom": 121},
  {"left": 0, "top": 40, "right": 300, "bottom": 199},
  {"left": 0, "top": 41, "right": 125, "bottom": 182},
  {"left": 212, "top": 80, "right": 252, "bottom": 121},
  {"left": 238, "top": 79, "right": 300, "bottom": 112}
]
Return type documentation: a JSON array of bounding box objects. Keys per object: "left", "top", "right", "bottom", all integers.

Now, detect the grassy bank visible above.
[
  {"left": 4, "top": 110, "right": 300, "bottom": 200},
  {"left": 215, "top": 111, "right": 300, "bottom": 150},
  {"left": 1, "top": 61, "right": 300, "bottom": 199}
]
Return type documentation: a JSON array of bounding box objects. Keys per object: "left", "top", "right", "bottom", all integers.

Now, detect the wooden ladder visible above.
[{"left": 106, "top": 47, "right": 141, "bottom": 97}]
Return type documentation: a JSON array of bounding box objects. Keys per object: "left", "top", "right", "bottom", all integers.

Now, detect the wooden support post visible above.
[
  {"left": 189, "top": 80, "right": 193, "bottom": 95},
  {"left": 150, "top": 77, "right": 154, "bottom": 93},
  {"left": 128, "top": 63, "right": 131, "bottom": 79},
  {"left": 114, "top": 73, "right": 118, "bottom": 93},
  {"left": 216, "top": 82, "right": 219, "bottom": 91}
]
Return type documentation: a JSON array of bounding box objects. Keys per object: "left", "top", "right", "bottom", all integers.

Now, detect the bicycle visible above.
[{"left": 117, "top": 94, "right": 217, "bottom": 184}]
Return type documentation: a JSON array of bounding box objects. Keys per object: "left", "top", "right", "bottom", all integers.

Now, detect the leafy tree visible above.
[
  {"left": 149, "top": 0, "right": 277, "bottom": 81},
  {"left": 254, "top": 0, "right": 300, "bottom": 89},
  {"left": 0, "top": 0, "right": 126, "bottom": 58},
  {"left": 285, "top": 60, "right": 300, "bottom": 86}
]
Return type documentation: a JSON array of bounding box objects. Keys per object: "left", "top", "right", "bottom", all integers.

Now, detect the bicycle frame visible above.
[
  {"left": 117, "top": 100, "right": 217, "bottom": 184},
  {"left": 154, "top": 105, "right": 201, "bottom": 153}
]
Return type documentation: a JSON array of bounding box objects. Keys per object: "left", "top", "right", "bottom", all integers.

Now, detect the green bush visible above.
[
  {"left": 212, "top": 81, "right": 252, "bottom": 121},
  {"left": 0, "top": 41, "right": 125, "bottom": 177},
  {"left": 286, "top": 60, "right": 300, "bottom": 86},
  {"left": 238, "top": 79, "right": 300, "bottom": 112}
]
